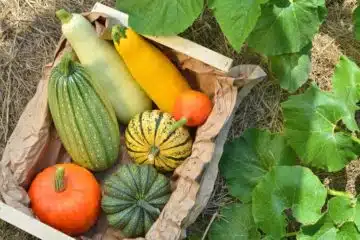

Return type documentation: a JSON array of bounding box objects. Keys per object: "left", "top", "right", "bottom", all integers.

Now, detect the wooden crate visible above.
[{"left": 0, "top": 3, "right": 265, "bottom": 240}]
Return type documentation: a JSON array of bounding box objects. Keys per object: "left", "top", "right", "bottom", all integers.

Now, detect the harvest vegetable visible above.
[
  {"left": 112, "top": 25, "right": 191, "bottom": 113},
  {"left": 48, "top": 52, "right": 120, "bottom": 171},
  {"left": 116, "top": 0, "right": 327, "bottom": 93},
  {"left": 125, "top": 110, "right": 192, "bottom": 172},
  {"left": 55, "top": 9, "right": 152, "bottom": 123},
  {"left": 172, "top": 90, "right": 212, "bottom": 127},
  {"left": 28, "top": 163, "right": 101, "bottom": 236},
  {"left": 101, "top": 164, "right": 171, "bottom": 237}
]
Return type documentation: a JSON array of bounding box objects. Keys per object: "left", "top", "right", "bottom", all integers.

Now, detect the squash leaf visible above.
[
  {"left": 336, "top": 222, "right": 360, "bottom": 239},
  {"left": 282, "top": 83, "right": 360, "bottom": 172},
  {"left": 208, "top": 203, "right": 261, "bottom": 240},
  {"left": 331, "top": 55, "right": 360, "bottom": 132},
  {"left": 247, "top": 0, "right": 327, "bottom": 55},
  {"left": 328, "top": 196, "right": 356, "bottom": 226},
  {"left": 269, "top": 44, "right": 312, "bottom": 93},
  {"left": 299, "top": 196, "right": 360, "bottom": 239},
  {"left": 252, "top": 166, "right": 327, "bottom": 239},
  {"left": 116, "top": 0, "right": 204, "bottom": 36},
  {"left": 208, "top": 0, "right": 268, "bottom": 51},
  {"left": 298, "top": 216, "right": 360, "bottom": 239},
  {"left": 297, "top": 214, "right": 337, "bottom": 240},
  {"left": 219, "top": 128, "right": 296, "bottom": 203}
]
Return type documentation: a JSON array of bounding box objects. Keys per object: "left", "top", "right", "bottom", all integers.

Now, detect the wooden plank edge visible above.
[
  {"left": 91, "top": 2, "right": 234, "bottom": 73},
  {"left": 0, "top": 201, "right": 74, "bottom": 240}
]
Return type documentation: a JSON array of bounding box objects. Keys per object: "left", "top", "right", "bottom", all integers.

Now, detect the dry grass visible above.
[
  {"left": 0, "top": 0, "right": 113, "bottom": 239},
  {"left": 1, "top": 0, "right": 360, "bottom": 239},
  {"left": 311, "top": 0, "right": 360, "bottom": 91}
]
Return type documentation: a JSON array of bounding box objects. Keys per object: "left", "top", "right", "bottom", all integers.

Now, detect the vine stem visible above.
[
  {"left": 351, "top": 135, "right": 360, "bottom": 145},
  {"left": 201, "top": 212, "right": 218, "bottom": 240},
  {"left": 327, "top": 188, "right": 354, "bottom": 199},
  {"left": 285, "top": 231, "right": 299, "bottom": 237}
]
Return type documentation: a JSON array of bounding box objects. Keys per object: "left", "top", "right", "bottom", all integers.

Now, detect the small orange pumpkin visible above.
[
  {"left": 172, "top": 90, "right": 213, "bottom": 127},
  {"left": 28, "top": 163, "right": 101, "bottom": 236}
]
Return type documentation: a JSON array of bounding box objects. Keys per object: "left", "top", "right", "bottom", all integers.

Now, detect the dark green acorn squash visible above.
[{"left": 101, "top": 163, "right": 171, "bottom": 237}]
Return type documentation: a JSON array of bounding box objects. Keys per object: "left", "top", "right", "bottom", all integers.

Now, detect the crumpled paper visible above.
[{"left": 0, "top": 12, "right": 267, "bottom": 240}]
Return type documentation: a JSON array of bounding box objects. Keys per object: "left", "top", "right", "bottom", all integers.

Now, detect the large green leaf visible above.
[
  {"left": 220, "top": 128, "right": 296, "bottom": 203},
  {"left": 331, "top": 55, "right": 360, "bottom": 132},
  {"left": 208, "top": 203, "right": 261, "bottom": 240},
  {"left": 247, "top": 0, "right": 327, "bottom": 55},
  {"left": 269, "top": 44, "right": 312, "bottom": 92},
  {"left": 208, "top": 0, "right": 267, "bottom": 51},
  {"left": 328, "top": 196, "right": 356, "bottom": 226},
  {"left": 336, "top": 222, "right": 360, "bottom": 239},
  {"left": 298, "top": 214, "right": 337, "bottom": 240},
  {"left": 298, "top": 202, "right": 360, "bottom": 240},
  {"left": 252, "top": 166, "right": 327, "bottom": 239},
  {"left": 282, "top": 83, "right": 360, "bottom": 172},
  {"left": 116, "top": 0, "right": 204, "bottom": 36}
]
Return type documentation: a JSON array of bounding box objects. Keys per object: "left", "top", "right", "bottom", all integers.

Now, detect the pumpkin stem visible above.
[
  {"left": 54, "top": 166, "right": 66, "bottom": 192},
  {"left": 56, "top": 9, "right": 73, "bottom": 24},
  {"left": 148, "top": 146, "right": 160, "bottom": 163},
  {"left": 169, "top": 117, "right": 188, "bottom": 133},
  {"left": 112, "top": 25, "right": 128, "bottom": 44},
  {"left": 138, "top": 200, "right": 160, "bottom": 215}
]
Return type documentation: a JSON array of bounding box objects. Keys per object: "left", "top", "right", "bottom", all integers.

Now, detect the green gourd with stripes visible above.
[
  {"left": 101, "top": 164, "right": 171, "bottom": 237},
  {"left": 48, "top": 52, "right": 120, "bottom": 171},
  {"left": 125, "top": 110, "right": 192, "bottom": 172}
]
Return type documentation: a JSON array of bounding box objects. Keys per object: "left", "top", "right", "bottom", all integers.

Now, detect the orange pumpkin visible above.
[
  {"left": 28, "top": 163, "right": 101, "bottom": 236},
  {"left": 172, "top": 90, "right": 213, "bottom": 127}
]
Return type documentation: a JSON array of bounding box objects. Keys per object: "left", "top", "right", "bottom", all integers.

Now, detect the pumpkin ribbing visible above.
[
  {"left": 48, "top": 53, "right": 120, "bottom": 171},
  {"left": 125, "top": 110, "right": 193, "bottom": 172},
  {"left": 101, "top": 164, "right": 171, "bottom": 237},
  {"left": 28, "top": 163, "right": 101, "bottom": 236}
]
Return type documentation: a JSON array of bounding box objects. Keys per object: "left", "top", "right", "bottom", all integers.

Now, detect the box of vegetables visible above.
[{"left": 0, "top": 3, "right": 267, "bottom": 240}]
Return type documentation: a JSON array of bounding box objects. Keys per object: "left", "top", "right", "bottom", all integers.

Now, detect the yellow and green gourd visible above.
[
  {"left": 48, "top": 53, "right": 120, "bottom": 171},
  {"left": 125, "top": 110, "right": 193, "bottom": 172},
  {"left": 101, "top": 163, "right": 171, "bottom": 237}
]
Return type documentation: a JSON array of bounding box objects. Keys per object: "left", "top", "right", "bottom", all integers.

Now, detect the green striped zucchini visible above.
[
  {"left": 48, "top": 52, "right": 120, "bottom": 171},
  {"left": 125, "top": 110, "right": 193, "bottom": 172},
  {"left": 101, "top": 163, "right": 171, "bottom": 237}
]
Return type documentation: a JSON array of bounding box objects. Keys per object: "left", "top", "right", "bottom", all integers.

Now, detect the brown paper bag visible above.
[{"left": 0, "top": 12, "right": 266, "bottom": 240}]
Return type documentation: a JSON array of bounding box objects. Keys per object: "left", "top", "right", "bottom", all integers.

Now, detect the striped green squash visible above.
[
  {"left": 125, "top": 110, "right": 193, "bottom": 172},
  {"left": 48, "top": 52, "right": 120, "bottom": 171},
  {"left": 101, "top": 163, "right": 171, "bottom": 237}
]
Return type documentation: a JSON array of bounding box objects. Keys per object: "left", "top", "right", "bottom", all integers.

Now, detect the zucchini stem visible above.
[
  {"left": 112, "top": 25, "right": 128, "bottom": 44},
  {"left": 59, "top": 52, "right": 76, "bottom": 77},
  {"left": 54, "top": 167, "right": 65, "bottom": 192},
  {"left": 56, "top": 9, "right": 73, "bottom": 24}
]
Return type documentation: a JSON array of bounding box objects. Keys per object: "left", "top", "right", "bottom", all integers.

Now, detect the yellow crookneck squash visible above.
[
  {"left": 112, "top": 25, "right": 191, "bottom": 114},
  {"left": 125, "top": 110, "right": 193, "bottom": 172}
]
